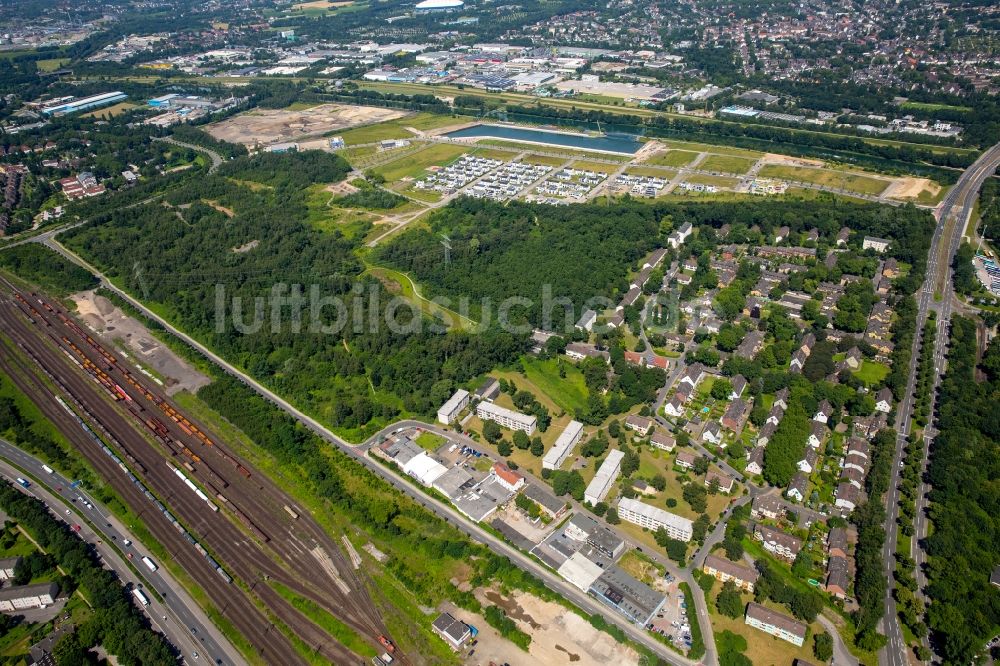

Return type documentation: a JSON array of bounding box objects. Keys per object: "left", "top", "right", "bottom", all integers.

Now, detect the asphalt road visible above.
[
  {"left": 878, "top": 142, "right": 1000, "bottom": 666},
  {"left": 0, "top": 439, "right": 240, "bottom": 665},
  {"left": 37, "top": 238, "right": 701, "bottom": 665}
]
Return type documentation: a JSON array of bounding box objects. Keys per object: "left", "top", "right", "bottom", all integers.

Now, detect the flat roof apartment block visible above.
[
  {"left": 0, "top": 582, "right": 59, "bottom": 612},
  {"left": 437, "top": 389, "right": 470, "bottom": 424},
  {"left": 475, "top": 401, "right": 536, "bottom": 434},
  {"left": 618, "top": 497, "right": 694, "bottom": 542},
  {"left": 584, "top": 450, "right": 625, "bottom": 505},
  {"left": 543, "top": 420, "right": 584, "bottom": 469}
]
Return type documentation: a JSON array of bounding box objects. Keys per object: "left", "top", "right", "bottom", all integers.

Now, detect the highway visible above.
[
  {"left": 35, "top": 239, "right": 703, "bottom": 666},
  {"left": 878, "top": 142, "right": 1000, "bottom": 666},
  {"left": 0, "top": 438, "right": 241, "bottom": 665}
]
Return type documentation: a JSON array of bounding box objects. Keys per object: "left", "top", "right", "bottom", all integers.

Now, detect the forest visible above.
[
  {"left": 377, "top": 197, "right": 665, "bottom": 330},
  {"left": 0, "top": 482, "right": 175, "bottom": 665},
  {"left": 924, "top": 317, "right": 1000, "bottom": 664},
  {"left": 380, "top": 197, "right": 935, "bottom": 334},
  {"left": 62, "top": 151, "right": 525, "bottom": 439}
]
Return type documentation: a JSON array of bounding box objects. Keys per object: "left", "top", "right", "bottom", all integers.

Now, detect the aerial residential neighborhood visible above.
[{"left": 0, "top": 0, "right": 997, "bottom": 664}]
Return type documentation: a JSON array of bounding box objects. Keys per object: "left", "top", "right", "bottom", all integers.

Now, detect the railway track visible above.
[
  {"left": 0, "top": 280, "right": 401, "bottom": 664},
  {"left": 0, "top": 332, "right": 300, "bottom": 665}
]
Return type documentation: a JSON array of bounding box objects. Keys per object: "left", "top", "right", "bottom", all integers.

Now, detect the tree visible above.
[
  {"left": 530, "top": 436, "right": 544, "bottom": 456},
  {"left": 683, "top": 483, "right": 708, "bottom": 513},
  {"left": 483, "top": 421, "right": 502, "bottom": 444},
  {"left": 693, "top": 456, "right": 710, "bottom": 476},
  {"left": 692, "top": 514, "right": 711, "bottom": 542},
  {"left": 605, "top": 507, "right": 620, "bottom": 524},
  {"left": 716, "top": 581, "right": 744, "bottom": 618},
  {"left": 649, "top": 474, "right": 667, "bottom": 491},
  {"left": 813, "top": 632, "right": 834, "bottom": 662},
  {"left": 497, "top": 439, "right": 512, "bottom": 457},
  {"left": 711, "top": 378, "right": 733, "bottom": 400},
  {"left": 592, "top": 501, "right": 608, "bottom": 517},
  {"left": 513, "top": 430, "right": 530, "bottom": 450}
]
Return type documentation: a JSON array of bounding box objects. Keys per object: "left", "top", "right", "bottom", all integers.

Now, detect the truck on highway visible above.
[
  {"left": 142, "top": 556, "right": 158, "bottom": 572},
  {"left": 132, "top": 588, "right": 150, "bottom": 606},
  {"left": 15, "top": 477, "right": 29, "bottom": 488},
  {"left": 41, "top": 465, "right": 53, "bottom": 474}
]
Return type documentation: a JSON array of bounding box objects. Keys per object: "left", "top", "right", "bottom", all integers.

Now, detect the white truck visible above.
[
  {"left": 141, "top": 556, "right": 158, "bottom": 572},
  {"left": 132, "top": 588, "right": 150, "bottom": 607}
]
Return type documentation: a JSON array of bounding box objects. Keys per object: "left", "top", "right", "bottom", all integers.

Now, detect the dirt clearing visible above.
[
  {"left": 205, "top": 104, "right": 407, "bottom": 148},
  {"left": 465, "top": 588, "right": 641, "bottom": 666},
  {"left": 71, "top": 290, "right": 210, "bottom": 395},
  {"left": 883, "top": 176, "right": 940, "bottom": 200},
  {"left": 759, "top": 153, "right": 825, "bottom": 168}
]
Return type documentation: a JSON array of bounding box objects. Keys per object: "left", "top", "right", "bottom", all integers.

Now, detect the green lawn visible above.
[
  {"left": 699, "top": 154, "right": 756, "bottom": 175},
  {"left": 519, "top": 356, "right": 589, "bottom": 415},
  {"left": 647, "top": 150, "right": 699, "bottom": 168},
  {"left": 758, "top": 165, "right": 891, "bottom": 196},
  {"left": 335, "top": 113, "right": 469, "bottom": 146},
  {"left": 415, "top": 432, "right": 446, "bottom": 451},
  {"left": 373, "top": 144, "right": 477, "bottom": 183},
  {"left": 852, "top": 360, "right": 890, "bottom": 386}
]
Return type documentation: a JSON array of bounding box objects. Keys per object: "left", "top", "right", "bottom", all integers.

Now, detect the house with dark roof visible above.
[
  {"left": 827, "top": 527, "right": 848, "bottom": 559},
  {"left": 432, "top": 612, "right": 472, "bottom": 649},
  {"left": 721, "top": 399, "right": 750, "bottom": 434},
  {"left": 729, "top": 374, "right": 747, "bottom": 399},
  {"left": 786, "top": 472, "right": 808, "bottom": 502},
  {"left": 753, "top": 523, "right": 802, "bottom": 561},
  {"left": 825, "top": 555, "right": 850, "bottom": 598},
  {"left": 745, "top": 602, "right": 807, "bottom": 646},
  {"left": 703, "top": 554, "right": 759, "bottom": 592},
  {"left": 797, "top": 448, "right": 818, "bottom": 474},
  {"left": 745, "top": 446, "right": 765, "bottom": 475},
  {"left": 835, "top": 482, "right": 860, "bottom": 511},
  {"left": 875, "top": 387, "right": 893, "bottom": 413},
  {"left": 751, "top": 495, "right": 783, "bottom": 520}
]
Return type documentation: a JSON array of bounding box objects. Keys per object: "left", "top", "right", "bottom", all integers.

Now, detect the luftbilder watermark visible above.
[{"left": 212, "top": 283, "right": 618, "bottom": 336}]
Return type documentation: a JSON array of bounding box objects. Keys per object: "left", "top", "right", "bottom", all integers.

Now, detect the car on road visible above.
[{"left": 72, "top": 524, "right": 81, "bottom": 532}]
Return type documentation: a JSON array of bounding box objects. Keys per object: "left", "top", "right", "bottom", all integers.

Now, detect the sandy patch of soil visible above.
[
  {"left": 883, "top": 176, "right": 940, "bottom": 200},
  {"left": 71, "top": 290, "right": 210, "bottom": 396},
  {"left": 205, "top": 104, "right": 406, "bottom": 148}
]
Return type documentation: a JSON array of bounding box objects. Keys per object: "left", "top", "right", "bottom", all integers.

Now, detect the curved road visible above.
[
  {"left": 154, "top": 137, "right": 224, "bottom": 174},
  {"left": 0, "top": 438, "right": 242, "bottom": 665}
]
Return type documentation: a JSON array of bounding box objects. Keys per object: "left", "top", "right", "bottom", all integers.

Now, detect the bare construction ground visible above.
[
  {"left": 71, "top": 290, "right": 210, "bottom": 395},
  {"left": 467, "top": 588, "right": 641, "bottom": 666},
  {"left": 205, "top": 104, "right": 407, "bottom": 148},
  {"left": 882, "top": 176, "right": 941, "bottom": 200}
]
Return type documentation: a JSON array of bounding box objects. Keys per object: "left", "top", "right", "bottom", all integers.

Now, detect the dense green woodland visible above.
[
  {"left": 924, "top": 316, "right": 1000, "bottom": 664},
  {"left": 382, "top": 197, "right": 935, "bottom": 329},
  {"left": 63, "top": 151, "right": 524, "bottom": 440},
  {"left": 56, "top": 150, "right": 937, "bottom": 439}
]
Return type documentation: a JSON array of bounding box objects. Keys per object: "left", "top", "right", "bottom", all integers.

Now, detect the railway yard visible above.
[{"left": 0, "top": 276, "right": 400, "bottom": 666}]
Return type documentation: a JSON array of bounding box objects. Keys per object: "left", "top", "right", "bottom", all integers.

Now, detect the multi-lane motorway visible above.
[
  {"left": 879, "top": 143, "right": 1000, "bottom": 666},
  {"left": 9, "top": 145, "right": 998, "bottom": 666},
  {"left": 0, "top": 438, "right": 239, "bottom": 665}
]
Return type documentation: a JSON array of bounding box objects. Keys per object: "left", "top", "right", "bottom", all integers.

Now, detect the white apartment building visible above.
[
  {"left": 476, "top": 401, "right": 536, "bottom": 435},
  {"left": 617, "top": 497, "right": 694, "bottom": 542},
  {"left": 543, "top": 420, "right": 584, "bottom": 470},
  {"left": 437, "top": 389, "right": 470, "bottom": 424},
  {"left": 584, "top": 450, "right": 625, "bottom": 506}
]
